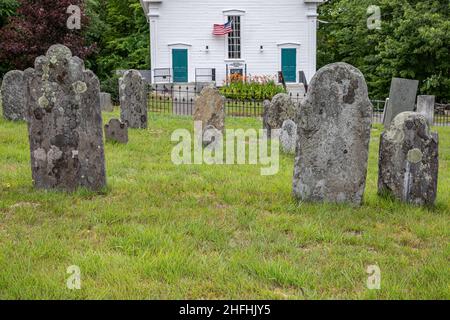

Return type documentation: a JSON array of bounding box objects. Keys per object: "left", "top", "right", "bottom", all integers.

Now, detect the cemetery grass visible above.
[{"left": 0, "top": 111, "right": 449, "bottom": 300}]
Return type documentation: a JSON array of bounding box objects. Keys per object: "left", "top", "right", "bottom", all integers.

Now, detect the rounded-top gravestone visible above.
[
  {"left": 25, "top": 44, "right": 106, "bottom": 191},
  {"left": 1, "top": 70, "right": 27, "bottom": 121},
  {"left": 378, "top": 112, "right": 438, "bottom": 205},
  {"left": 263, "top": 93, "right": 299, "bottom": 138},
  {"left": 280, "top": 119, "right": 297, "bottom": 154},
  {"left": 100, "top": 92, "right": 114, "bottom": 112},
  {"left": 119, "top": 70, "right": 148, "bottom": 129},
  {"left": 105, "top": 119, "right": 128, "bottom": 144},
  {"left": 293, "top": 62, "right": 373, "bottom": 205},
  {"left": 193, "top": 86, "right": 225, "bottom": 133}
]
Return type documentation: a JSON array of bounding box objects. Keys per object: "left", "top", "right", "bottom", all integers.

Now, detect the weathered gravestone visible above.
[
  {"left": 416, "top": 95, "right": 435, "bottom": 127},
  {"left": 25, "top": 44, "right": 106, "bottom": 191},
  {"left": 293, "top": 62, "right": 373, "bottom": 205},
  {"left": 105, "top": 119, "right": 128, "bottom": 144},
  {"left": 383, "top": 78, "right": 419, "bottom": 129},
  {"left": 263, "top": 93, "right": 299, "bottom": 138},
  {"left": 119, "top": 70, "right": 148, "bottom": 129},
  {"left": 1, "top": 70, "right": 27, "bottom": 121},
  {"left": 280, "top": 119, "right": 297, "bottom": 154},
  {"left": 378, "top": 112, "right": 438, "bottom": 205},
  {"left": 193, "top": 86, "right": 225, "bottom": 135},
  {"left": 100, "top": 92, "right": 114, "bottom": 112}
]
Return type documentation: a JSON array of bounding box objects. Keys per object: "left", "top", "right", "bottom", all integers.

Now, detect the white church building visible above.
[{"left": 140, "top": 0, "right": 324, "bottom": 86}]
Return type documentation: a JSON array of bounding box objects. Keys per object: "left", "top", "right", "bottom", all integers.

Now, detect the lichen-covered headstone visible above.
[
  {"left": 280, "top": 119, "right": 297, "bottom": 154},
  {"left": 378, "top": 112, "right": 438, "bottom": 205},
  {"left": 105, "top": 119, "right": 128, "bottom": 144},
  {"left": 119, "top": 70, "right": 148, "bottom": 129},
  {"left": 100, "top": 92, "right": 113, "bottom": 112},
  {"left": 25, "top": 44, "right": 106, "bottom": 191},
  {"left": 263, "top": 93, "right": 299, "bottom": 138},
  {"left": 1, "top": 70, "right": 27, "bottom": 121},
  {"left": 193, "top": 86, "right": 225, "bottom": 134},
  {"left": 416, "top": 95, "right": 435, "bottom": 127},
  {"left": 293, "top": 62, "right": 372, "bottom": 205}
]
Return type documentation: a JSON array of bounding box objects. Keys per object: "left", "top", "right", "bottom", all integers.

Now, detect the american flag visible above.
[{"left": 213, "top": 21, "right": 233, "bottom": 36}]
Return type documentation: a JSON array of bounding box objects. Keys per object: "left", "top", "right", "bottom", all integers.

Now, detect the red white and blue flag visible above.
[{"left": 213, "top": 21, "right": 233, "bottom": 35}]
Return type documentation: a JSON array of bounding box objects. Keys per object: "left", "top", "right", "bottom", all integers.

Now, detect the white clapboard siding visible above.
[{"left": 140, "top": 0, "right": 323, "bottom": 85}]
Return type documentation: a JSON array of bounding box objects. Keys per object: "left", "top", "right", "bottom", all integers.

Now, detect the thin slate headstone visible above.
[
  {"left": 383, "top": 78, "right": 419, "bottom": 128},
  {"left": 416, "top": 95, "right": 435, "bottom": 127},
  {"left": 378, "top": 112, "right": 438, "bottom": 205},
  {"left": 193, "top": 86, "right": 225, "bottom": 134},
  {"left": 280, "top": 119, "right": 297, "bottom": 154},
  {"left": 100, "top": 92, "right": 114, "bottom": 112},
  {"left": 25, "top": 44, "right": 106, "bottom": 191},
  {"left": 381, "top": 98, "right": 389, "bottom": 124},
  {"left": 120, "top": 70, "right": 148, "bottom": 129},
  {"left": 263, "top": 93, "right": 299, "bottom": 138},
  {"left": 105, "top": 119, "right": 128, "bottom": 144},
  {"left": 1, "top": 70, "right": 27, "bottom": 121},
  {"left": 293, "top": 62, "right": 373, "bottom": 205}
]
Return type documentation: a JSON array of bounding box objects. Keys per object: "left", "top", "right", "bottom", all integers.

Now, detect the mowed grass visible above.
[{"left": 0, "top": 110, "right": 449, "bottom": 300}]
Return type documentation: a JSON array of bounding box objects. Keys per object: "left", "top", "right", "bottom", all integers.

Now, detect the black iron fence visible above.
[
  {"left": 371, "top": 99, "right": 386, "bottom": 124},
  {"left": 148, "top": 85, "right": 450, "bottom": 126},
  {"left": 435, "top": 104, "right": 450, "bottom": 126}
]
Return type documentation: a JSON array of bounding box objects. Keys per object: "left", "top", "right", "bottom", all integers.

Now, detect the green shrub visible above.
[{"left": 220, "top": 74, "right": 286, "bottom": 101}]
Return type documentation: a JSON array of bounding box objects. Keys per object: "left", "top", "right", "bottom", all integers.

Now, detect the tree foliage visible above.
[
  {"left": 318, "top": 0, "right": 450, "bottom": 102},
  {"left": 0, "top": 0, "right": 93, "bottom": 71},
  {"left": 85, "top": 0, "right": 149, "bottom": 98},
  {"left": 0, "top": 0, "right": 18, "bottom": 27}
]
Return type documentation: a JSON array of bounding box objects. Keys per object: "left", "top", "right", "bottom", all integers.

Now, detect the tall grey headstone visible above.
[
  {"left": 378, "top": 112, "right": 438, "bottom": 205},
  {"left": 383, "top": 78, "right": 419, "bottom": 128},
  {"left": 25, "top": 44, "right": 106, "bottom": 191},
  {"left": 100, "top": 92, "right": 113, "bottom": 112},
  {"left": 120, "top": 70, "right": 148, "bottom": 129},
  {"left": 1, "top": 70, "right": 27, "bottom": 121},
  {"left": 416, "top": 95, "right": 435, "bottom": 126},
  {"left": 293, "top": 62, "right": 372, "bottom": 205},
  {"left": 280, "top": 119, "right": 297, "bottom": 154},
  {"left": 263, "top": 93, "right": 299, "bottom": 138},
  {"left": 105, "top": 119, "right": 128, "bottom": 144}
]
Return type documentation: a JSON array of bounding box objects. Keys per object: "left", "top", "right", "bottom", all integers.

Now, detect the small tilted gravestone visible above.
[
  {"left": 293, "top": 62, "right": 373, "bottom": 205},
  {"left": 25, "top": 44, "right": 106, "bottom": 191},
  {"left": 263, "top": 93, "right": 299, "bottom": 138},
  {"left": 193, "top": 86, "right": 225, "bottom": 135},
  {"left": 100, "top": 92, "right": 114, "bottom": 112},
  {"left": 104, "top": 119, "right": 128, "bottom": 144},
  {"left": 119, "top": 70, "right": 148, "bottom": 129},
  {"left": 416, "top": 95, "right": 435, "bottom": 127},
  {"left": 383, "top": 78, "right": 419, "bottom": 129},
  {"left": 280, "top": 119, "right": 297, "bottom": 154},
  {"left": 378, "top": 112, "right": 438, "bottom": 205},
  {"left": 1, "top": 70, "right": 27, "bottom": 121}
]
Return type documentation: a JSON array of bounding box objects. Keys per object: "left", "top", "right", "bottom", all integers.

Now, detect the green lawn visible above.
[{"left": 0, "top": 110, "right": 449, "bottom": 300}]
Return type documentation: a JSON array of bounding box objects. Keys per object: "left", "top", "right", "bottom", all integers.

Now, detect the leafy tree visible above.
[
  {"left": 0, "top": 0, "right": 19, "bottom": 76},
  {"left": 85, "top": 0, "right": 149, "bottom": 99},
  {"left": 0, "top": 0, "right": 94, "bottom": 72},
  {"left": 375, "top": 0, "right": 450, "bottom": 101},
  {"left": 0, "top": 0, "right": 18, "bottom": 27},
  {"left": 318, "top": 0, "right": 450, "bottom": 102}
]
